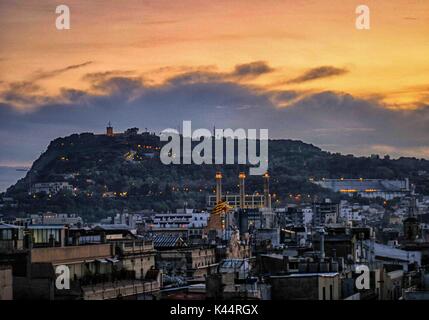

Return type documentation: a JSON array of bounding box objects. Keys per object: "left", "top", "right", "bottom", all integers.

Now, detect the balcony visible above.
[{"left": 81, "top": 279, "right": 160, "bottom": 300}]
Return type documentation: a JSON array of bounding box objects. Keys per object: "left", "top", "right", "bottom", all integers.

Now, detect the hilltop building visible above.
[
  {"left": 207, "top": 172, "right": 271, "bottom": 209},
  {"left": 32, "top": 182, "right": 72, "bottom": 195},
  {"left": 106, "top": 122, "right": 114, "bottom": 137},
  {"left": 204, "top": 171, "right": 279, "bottom": 252},
  {"left": 314, "top": 178, "right": 411, "bottom": 200}
]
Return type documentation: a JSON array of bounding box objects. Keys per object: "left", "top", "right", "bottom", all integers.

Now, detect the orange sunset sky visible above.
[{"left": 0, "top": 0, "right": 429, "bottom": 166}]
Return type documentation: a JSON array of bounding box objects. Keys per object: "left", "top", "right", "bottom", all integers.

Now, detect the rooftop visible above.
[
  {"left": 153, "top": 235, "right": 187, "bottom": 248},
  {"left": 0, "top": 223, "right": 21, "bottom": 229},
  {"left": 27, "top": 224, "right": 65, "bottom": 230},
  {"left": 315, "top": 179, "right": 409, "bottom": 193},
  {"left": 271, "top": 272, "right": 339, "bottom": 278},
  {"left": 93, "top": 224, "right": 131, "bottom": 231}
]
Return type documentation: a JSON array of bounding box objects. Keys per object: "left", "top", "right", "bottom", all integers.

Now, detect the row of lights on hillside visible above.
[
  {"left": 136, "top": 145, "right": 160, "bottom": 150},
  {"left": 310, "top": 177, "right": 366, "bottom": 181}
]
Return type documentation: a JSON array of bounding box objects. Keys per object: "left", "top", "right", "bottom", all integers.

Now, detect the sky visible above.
[{"left": 0, "top": 0, "right": 429, "bottom": 168}]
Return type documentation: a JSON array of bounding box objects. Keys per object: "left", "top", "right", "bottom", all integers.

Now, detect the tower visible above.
[
  {"left": 239, "top": 172, "right": 246, "bottom": 209},
  {"left": 263, "top": 171, "right": 271, "bottom": 209},
  {"left": 106, "top": 122, "right": 114, "bottom": 137},
  {"left": 215, "top": 172, "right": 222, "bottom": 204},
  {"left": 404, "top": 196, "right": 420, "bottom": 242},
  {"left": 319, "top": 228, "right": 326, "bottom": 261}
]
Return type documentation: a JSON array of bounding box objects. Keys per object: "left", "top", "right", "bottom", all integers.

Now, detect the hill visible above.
[{"left": 2, "top": 130, "right": 429, "bottom": 221}]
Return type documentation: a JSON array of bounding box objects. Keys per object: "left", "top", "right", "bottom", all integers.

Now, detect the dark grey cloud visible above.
[
  {"left": 288, "top": 66, "right": 349, "bottom": 84},
  {"left": 166, "top": 71, "right": 224, "bottom": 85},
  {"left": 91, "top": 76, "right": 144, "bottom": 97},
  {"left": 232, "top": 61, "right": 274, "bottom": 79},
  {"left": 267, "top": 90, "right": 303, "bottom": 106},
  {"left": 2, "top": 82, "right": 42, "bottom": 104},
  {"left": 1, "top": 61, "right": 94, "bottom": 106},
  {"left": 166, "top": 61, "right": 273, "bottom": 86},
  {"left": 82, "top": 70, "right": 135, "bottom": 83},
  {"left": 0, "top": 62, "right": 428, "bottom": 166},
  {"left": 31, "top": 61, "right": 93, "bottom": 81}
]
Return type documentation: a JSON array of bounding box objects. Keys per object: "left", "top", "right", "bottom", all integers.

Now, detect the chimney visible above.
[
  {"left": 48, "top": 234, "right": 55, "bottom": 247},
  {"left": 239, "top": 172, "right": 246, "bottom": 209},
  {"left": 72, "top": 232, "right": 81, "bottom": 246},
  {"left": 215, "top": 172, "right": 222, "bottom": 204},
  {"left": 319, "top": 228, "right": 326, "bottom": 261},
  {"left": 24, "top": 231, "right": 33, "bottom": 250},
  {"left": 100, "top": 231, "right": 107, "bottom": 244},
  {"left": 263, "top": 172, "right": 271, "bottom": 208}
]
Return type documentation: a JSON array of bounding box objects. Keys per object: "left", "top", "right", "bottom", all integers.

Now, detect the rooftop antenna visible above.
[
  {"left": 318, "top": 227, "right": 326, "bottom": 262},
  {"left": 263, "top": 172, "right": 271, "bottom": 209},
  {"left": 106, "top": 122, "right": 114, "bottom": 137}
]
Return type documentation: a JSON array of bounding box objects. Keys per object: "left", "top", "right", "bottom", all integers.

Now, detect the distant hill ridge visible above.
[{"left": 2, "top": 130, "right": 429, "bottom": 220}]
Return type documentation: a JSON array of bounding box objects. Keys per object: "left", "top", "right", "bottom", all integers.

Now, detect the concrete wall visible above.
[
  {"left": 0, "top": 266, "right": 13, "bottom": 300},
  {"left": 156, "top": 247, "right": 216, "bottom": 278},
  {"left": 270, "top": 274, "right": 340, "bottom": 300},
  {"left": 31, "top": 244, "right": 112, "bottom": 264},
  {"left": 318, "top": 275, "right": 340, "bottom": 300},
  {"left": 381, "top": 269, "right": 403, "bottom": 300},
  {"left": 122, "top": 254, "right": 155, "bottom": 279},
  {"left": 82, "top": 280, "right": 160, "bottom": 300},
  {"left": 313, "top": 239, "right": 355, "bottom": 260},
  {"left": 270, "top": 276, "right": 319, "bottom": 300},
  {"left": 13, "top": 277, "right": 54, "bottom": 300},
  {"left": 190, "top": 248, "right": 216, "bottom": 269}
]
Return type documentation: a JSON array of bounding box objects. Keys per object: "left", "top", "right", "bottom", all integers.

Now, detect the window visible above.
[
  {"left": 0, "top": 229, "right": 12, "bottom": 240},
  {"left": 329, "top": 285, "right": 333, "bottom": 300},
  {"left": 322, "top": 287, "right": 326, "bottom": 300}
]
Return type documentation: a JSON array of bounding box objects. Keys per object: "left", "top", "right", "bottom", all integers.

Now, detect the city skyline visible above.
[{"left": 2, "top": 0, "right": 429, "bottom": 305}]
